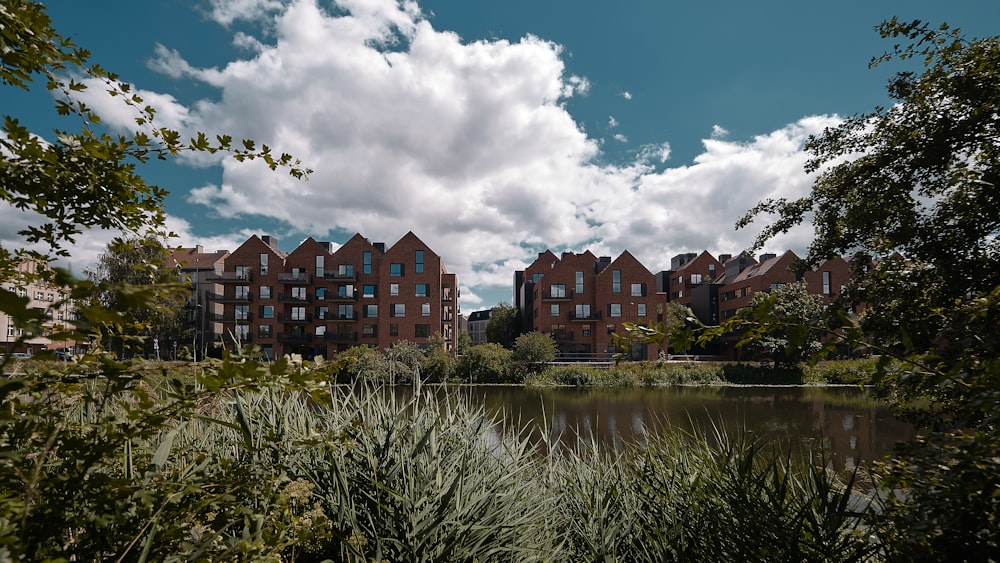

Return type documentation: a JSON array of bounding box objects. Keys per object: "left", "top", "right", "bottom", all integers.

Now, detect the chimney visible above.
[
  {"left": 261, "top": 235, "right": 278, "bottom": 248},
  {"left": 758, "top": 253, "right": 777, "bottom": 263},
  {"left": 718, "top": 253, "right": 732, "bottom": 263}
]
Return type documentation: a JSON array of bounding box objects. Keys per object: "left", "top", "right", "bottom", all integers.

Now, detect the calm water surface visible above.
[{"left": 424, "top": 385, "right": 914, "bottom": 470}]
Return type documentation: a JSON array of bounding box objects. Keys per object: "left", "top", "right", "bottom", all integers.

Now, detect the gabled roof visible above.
[
  {"left": 168, "top": 247, "right": 229, "bottom": 270},
  {"left": 730, "top": 250, "right": 799, "bottom": 283}
]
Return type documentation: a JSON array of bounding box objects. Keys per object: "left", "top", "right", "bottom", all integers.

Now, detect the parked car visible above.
[
  {"left": 5, "top": 352, "right": 30, "bottom": 360},
  {"left": 53, "top": 351, "right": 74, "bottom": 361}
]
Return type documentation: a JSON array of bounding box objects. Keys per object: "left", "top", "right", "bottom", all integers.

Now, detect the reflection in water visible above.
[{"left": 414, "top": 386, "right": 913, "bottom": 471}]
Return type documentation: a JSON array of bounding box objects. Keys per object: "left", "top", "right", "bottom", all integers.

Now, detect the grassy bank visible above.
[{"left": 525, "top": 358, "right": 880, "bottom": 387}]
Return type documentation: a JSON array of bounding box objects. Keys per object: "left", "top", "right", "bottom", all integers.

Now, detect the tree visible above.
[
  {"left": 485, "top": 302, "right": 521, "bottom": 349},
  {"left": 738, "top": 19, "right": 1000, "bottom": 558},
  {"left": 1, "top": 1, "right": 308, "bottom": 261},
  {"left": 84, "top": 235, "right": 191, "bottom": 358},
  {"left": 735, "top": 282, "right": 826, "bottom": 368},
  {"left": 511, "top": 331, "right": 556, "bottom": 378}
]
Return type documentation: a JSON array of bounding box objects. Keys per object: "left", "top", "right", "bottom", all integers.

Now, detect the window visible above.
[
  {"left": 612, "top": 270, "right": 621, "bottom": 293},
  {"left": 550, "top": 324, "right": 568, "bottom": 339},
  {"left": 532, "top": 272, "right": 544, "bottom": 283},
  {"left": 235, "top": 285, "right": 250, "bottom": 299},
  {"left": 363, "top": 251, "right": 372, "bottom": 274},
  {"left": 550, "top": 284, "right": 566, "bottom": 298},
  {"left": 582, "top": 326, "right": 591, "bottom": 337},
  {"left": 676, "top": 275, "right": 683, "bottom": 285},
  {"left": 637, "top": 303, "right": 647, "bottom": 316},
  {"left": 236, "top": 265, "right": 251, "bottom": 280},
  {"left": 391, "top": 304, "right": 405, "bottom": 317},
  {"left": 421, "top": 303, "right": 430, "bottom": 316},
  {"left": 363, "top": 324, "right": 377, "bottom": 337},
  {"left": 235, "top": 305, "right": 249, "bottom": 320},
  {"left": 317, "top": 306, "right": 329, "bottom": 320},
  {"left": 234, "top": 325, "right": 249, "bottom": 341},
  {"left": 315, "top": 255, "right": 324, "bottom": 277},
  {"left": 291, "top": 286, "right": 307, "bottom": 300},
  {"left": 575, "top": 271, "right": 584, "bottom": 294},
  {"left": 316, "top": 287, "right": 327, "bottom": 300},
  {"left": 390, "top": 263, "right": 404, "bottom": 277},
  {"left": 610, "top": 303, "right": 622, "bottom": 318},
  {"left": 823, "top": 271, "right": 832, "bottom": 295},
  {"left": 259, "top": 254, "right": 268, "bottom": 275},
  {"left": 415, "top": 324, "right": 430, "bottom": 338},
  {"left": 709, "top": 264, "right": 716, "bottom": 278},
  {"left": 415, "top": 250, "right": 425, "bottom": 273},
  {"left": 261, "top": 305, "right": 274, "bottom": 319},
  {"left": 770, "top": 283, "right": 784, "bottom": 290},
  {"left": 338, "top": 284, "right": 354, "bottom": 298},
  {"left": 338, "top": 264, "right": 354, "bottom": 277},
  {"left": 337, "top": 304, "right": 353, "bottom": 319},
  {"left": 259, "top": 285, "right": 272, "bottom": 299},
  {"left": 415, "top": 283, "right": 430, "bottom": 297},
  {"left": 364, "top": 304, "right": 378, "bottom": 318},
  {"left": 690, "top": 274, "right": 703, "bottom": 284},
  {"left": 291, "top": 306, "right": 306, "bottom": 321},
  {"left": 551, "top": 304, "right": 559, "bottom": 316},
  {"left": 575, "top": 304, "right": 591, "bottom": 319},
  {"left": 389, "top": 324, "right": 399, "bottom": 337},
  {"left": 363, "top": 284, "right": 376, "bottom": 298},
  {"left": 258, "top": 325, "right": 272, "bottom": 339},
  {"left": 315, "top": 325, "right": 326, "bottom": 337},
  {"left": 631, "top": 283, "right": 646, "bottom": 297},
  {"left": 390, "top": 283, "right": 399, "bottom": 296}
]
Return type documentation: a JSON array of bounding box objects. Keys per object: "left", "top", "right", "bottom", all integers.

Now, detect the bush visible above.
[
  {"left": 511, "top": 331, "right": 557, "bottom": 379},
  {"left": 457, "top": 343, "right": 513, "bottom": 383}
]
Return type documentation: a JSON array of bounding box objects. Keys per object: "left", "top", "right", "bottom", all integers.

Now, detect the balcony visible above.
[
  {"left": 208, "top": 312, "right": 253, "bottom": 323},
  {"left": 206, "top": 271, "right": 252, "bottom": 283},
  {"left": 550, "top": 331, "right": 575, "bottom": 342},
  {"left": 324, "top": 331, "right": 358, "bottom": 342},
  {"left": 326, "top": 292, "right": 359, "bottom": 302},
  {"left": 278, "top": 293, "right": 313, "bottom": 304},
  {"left": 278, "top": 333, "right": 313, "bottom": 343},
  {"left": 278, "top": 313, "right": 313, "bottom": 323},
  {"left": 324, "top": 271, "right": 357, "bottom": 281},
  {"left": 207, "top": 292, "right": 252, "bottom": 303},
  {"left": 569, "top": 311, "right": 602, "bottom": 322},
  {"left": 541, "top": 289, "right": 574, "bottom": 301},
  {"left": 327, "top": 311, "right": 357, "bottom": 322},
  {"left": 278, "top": 272, "right": 312, "bottom": 284}
]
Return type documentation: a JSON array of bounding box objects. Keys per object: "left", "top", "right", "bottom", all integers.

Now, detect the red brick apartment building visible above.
[
  {"left": 171, "top": 232, "right": 459, "bottom": 360},
  {"left": 516, "top": 248, "right": 854, "bottom": 361},
  {"left": 515, "top": 250, "right": 661, "bottom": 361}
]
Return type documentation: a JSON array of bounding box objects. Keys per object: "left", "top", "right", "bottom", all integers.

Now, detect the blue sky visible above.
[{"left": 5, "top": 0, "right": 999, "bottom": 312}]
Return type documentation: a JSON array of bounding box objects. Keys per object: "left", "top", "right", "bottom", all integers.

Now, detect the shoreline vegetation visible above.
[{"left": 2, "top": 352, "right": 887, "bottom": 561}]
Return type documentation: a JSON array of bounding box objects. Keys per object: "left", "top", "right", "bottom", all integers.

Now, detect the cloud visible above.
[
  {"left": 621, "top": 91, "right": 632, "bottom": 100},
  {"left": 613, "top": 133, "right": 628, "bottom": 143},
  {"left": 711, "top": 124, "right": 729, "bottom": 139},
  {"left": 608, "top": 116, "right": 618, "bottom": 128},
  {"left": 1, "top": 0, "right": 837, "bottom": 309}
]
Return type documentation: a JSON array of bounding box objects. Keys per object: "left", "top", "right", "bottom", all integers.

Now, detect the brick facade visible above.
[{"left": 204, "top": 232, "right": 458, "bottom": 359}]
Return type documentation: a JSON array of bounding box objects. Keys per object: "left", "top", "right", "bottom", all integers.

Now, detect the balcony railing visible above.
[
  {"left": 326, "top": 293, "right": 358, "bottom": 302},
  {"left": 278, "top": 313, "right": 313, "bottom": 323},
  {"left": 278, "top": 293, "right": 313, "bottom": 303},
  {"left": 208, "top": 312, "right": 253, "bottom": 323},
  {"left": 206, "top": 271, "right": 252, "bottom": 282},
  {"left": 207, "top": 292, "right": 252, "bottom": 303},
  {"left": 569, "top": 311, "right": 602, "bottom": 321},
  {"left": 324, "top": 271, "right": 357, "bottom": 280},
  {"left": 278, "top": 272, "right": 312, "bottom": 284},
  {"left": 541, "top": 289, "right": 574, "bottom": 301},
  {"left": 278, "top": 333, "right": 313, "bottom": 343},
  {"left": 550, "top": 331, "right": 575, "bottom": 341},
  {"left": 328, "top": 311, "right": 357, "bottom": 322},
  {"left": 324, "top": 331, "right": 358, "bottom": 342}
]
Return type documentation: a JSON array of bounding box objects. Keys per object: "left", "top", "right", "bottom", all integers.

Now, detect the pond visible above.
[{"left": 424, "top": 385, "right": 914, "bottom": 470}]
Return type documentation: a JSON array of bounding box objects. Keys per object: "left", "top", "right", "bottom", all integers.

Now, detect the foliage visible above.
[
  {"left": 421, "top": 333, "right": 456, "bottom": 382},
  {"left": 511, "top": 331, "right": 557, "bottom": 379},
  {"left": 485, "top": 302, "right": 521, "bottom": 349},
  {"left": 0, "top": 1, "right": 309, "bottom": 256},
  {"left": 615, "top": 302, "right": 703, "bottom": 362},
  {"left": 736, "top": 19, "right": 1000, "bottom": 558},
  {"left": 457, "top": 343, "right": 512, "bottom": 383},
  {"left": 83, "top": 235, "right": 192, "bottom": 358},
  {"left": 734, "top": 281, "right": 827, "bottom": 368}
]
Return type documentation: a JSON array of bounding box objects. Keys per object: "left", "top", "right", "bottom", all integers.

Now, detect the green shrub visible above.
[
  {"left": 511, "top": 331, "right": 557, "bottom": 379},
  {"left": 456, "top": 343, "right": 513, "bottom": 383}
]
